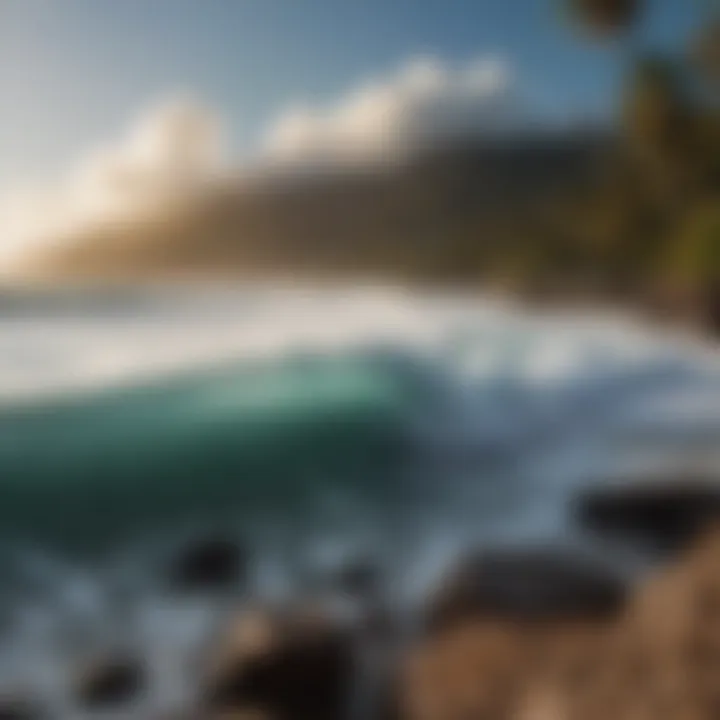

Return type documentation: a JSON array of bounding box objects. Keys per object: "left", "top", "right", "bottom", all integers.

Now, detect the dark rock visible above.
[
  {"left": 204, "top": 607, "right": 356, "bottom": 720},
  {"left": 425, "top": 546, "right": 628, "bottom": 632},
  {"left": 698, "top": 279, "right": 720, "bottom": 337},
  {"left": 332, "top": 557, "right": 382, "bottom": 600},
  {"left": 0, "top": 697, "right": 44, "bottom": 720},
  {"left": 168, "top": 535, "right": 245, "bottom": 593},
  {"left": 574, "top": 478, "right": 720, "bottom": 553},
  {"left": 75, "top": 656, "right": 145, "bottom": 709},
  {"left": 374, "top": 677, "right": 403, "bottom": 720}
]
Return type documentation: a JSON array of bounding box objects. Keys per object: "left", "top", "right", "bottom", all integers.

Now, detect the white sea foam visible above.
[{"left": 0, "top": 282, "right": 714, "bottom": 403}]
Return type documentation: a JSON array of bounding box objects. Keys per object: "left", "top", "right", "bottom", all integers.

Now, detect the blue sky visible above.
[{"left": 0, "top": 0, "right": 703, "bottom": 189}]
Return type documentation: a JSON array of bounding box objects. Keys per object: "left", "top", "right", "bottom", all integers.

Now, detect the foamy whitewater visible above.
[{"left": 0, "top": 283, "right": 720, "bottom": 718}]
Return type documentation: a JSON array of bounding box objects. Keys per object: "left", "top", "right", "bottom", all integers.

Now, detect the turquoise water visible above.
[
  {"left": 0, "top": 353, "right": 419, "bottom": 550},
  {"left": 0, "top": 285, "right": 717, "bottom": 564}
]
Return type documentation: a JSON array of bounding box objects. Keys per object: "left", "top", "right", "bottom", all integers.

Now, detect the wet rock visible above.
[
  {"left": 332, "top": 557, "right": 382, "bottom": 601},
  {"left": 74, "top": 656, "right": 145, "bottom": 709},
  {"left": 702, "top": 280, "right": 720, "bottom": 337},
  {"left": 168, "top": 535, "right": 246, "bottom": 593},
  {"left": 203, "top": 606, "right": 356, "bottom": 720},
  {"left": 425, "top": 546, "right": 627, "bottom": 633},
  {"left": 575, "top": 477, "right": 720, "bottom": 554},
  {"left": 0, "top": 697, "right": 44, "bottom": 720}
]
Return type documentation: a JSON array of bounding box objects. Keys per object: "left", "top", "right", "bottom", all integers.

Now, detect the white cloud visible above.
[
  {"left": 0, "top": 96, "right": 226, "bottom": 270},
  {"left": 262, "top": 56, "right": 523, "bottom": 168}
]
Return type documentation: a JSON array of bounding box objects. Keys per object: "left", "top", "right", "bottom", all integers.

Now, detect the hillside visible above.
[{"left": 36, "top": 131, "right": 611, "bottom": 284}]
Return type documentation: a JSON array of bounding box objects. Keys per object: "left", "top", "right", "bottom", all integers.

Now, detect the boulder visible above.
[
  {"left": 332, "top": 557, "right": 382, "bottom": 601},
  {"left": 167, "top": 535, "right": 246, "bottom": 593},
  {"left": 74, "top": 655, "right": 145, "bottom": 709},
  {"left": 402, "top": 622, "right": 533, "bottom": 720},
  {"left": 0, "top": 697, "right": 44, "bottom": 720},
  {"left": 702, "top": 280, "right": 720, "bottom": 337},
  {"left": 203, "top": 606, "right": 356, "bottom": 720},
  {"left": 425, "top": 546, "right": 627, "bottom": 633},
  {"left": 574, "top": 477, "right": 720, "bottom": 553},
  {"left": 404, "top": 529, "right": 720, "bottom": 720}
]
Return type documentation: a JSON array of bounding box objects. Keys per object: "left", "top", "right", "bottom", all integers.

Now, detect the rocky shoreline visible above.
[
  {"left": 190, "top": 476, "right": 720, "bottom": 720},
  {"left": 203, "top": 475, "right": 720, "bottom": 720},
  {"left": 196, "top": 478, "right": 720, "bottom": 720},
  {"left": 404, "top": 528, "right": 720, "bottom": 720},
  {"left": 2, "top": 474, "right": 719, "bottom": 720}
]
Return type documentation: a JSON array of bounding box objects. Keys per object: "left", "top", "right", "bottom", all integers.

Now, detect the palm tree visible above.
[
  {"left": 562, "top": 2, "right": 691, "bottom": 189},
  {"left": 622, "top": 56, "right": 687, "bottom": 153},
  {"left": 690, "top": 17, "right": 720, "bottom": 88},
  {"left": 625, "top": 55, "right": 701, "bottom": 203}
]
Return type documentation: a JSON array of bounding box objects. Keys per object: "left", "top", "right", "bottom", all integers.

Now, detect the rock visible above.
[
  {"left": 403, "top": 612, "right": 626, "bottom": 720},
  {"left": 402, "top": 622, "right": 534, "bottom": 720},
  {"left": 168, "top": 535, "right": 246, "bottom": 593},
  {"left": 332, "top": 557, "right": 382, "bottom": 601},
  {"left": 425, "top": 546, "right": 627, "bottom": 633},
  {"left": 203, "top": 606, "right": 356, "bottom": 720},
  {"left": 574, "top": 477, "right": 720, "bottom": 553},
  {"left": 404, "top": 528, "right": 720, "bottom": 720},
  {"left": 703, "top": 280, "right": 720, "bottom": 337},
  {"left": 537, "top": 528, "right": 720, "bottom": 720},
  {"left": 74, "top": 656, "right": 145, "bottom": 709},
  {"left": 0, "top": 697, "right": 44, "bottom": 720},
  {"left": 301, "top": 554, "right": 383, "bottom": 604}
]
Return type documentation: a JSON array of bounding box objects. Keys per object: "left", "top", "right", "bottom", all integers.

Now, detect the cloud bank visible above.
[
  {"left": 0, "top": 55, "right": 528, "bottom": 272},
  {"left": 261, "top": 56, "right": 521, "bottom": 167},
  {"left": 0, "top": 97, "right": 226, "bottom": 268}
]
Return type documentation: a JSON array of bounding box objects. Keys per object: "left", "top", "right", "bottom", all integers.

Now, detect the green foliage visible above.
[
  {"left": 665, "top": 200, "right": 720, "bottom": 285},
  {"left": 545, "top": 0, "right": 720, "bottom": 328},
  {"left": 690, "top": 18, "right": 720, "bottom": 88}
]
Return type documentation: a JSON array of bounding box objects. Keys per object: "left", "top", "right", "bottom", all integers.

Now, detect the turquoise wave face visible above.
[{"left": 0, "top": 354, "right": 417, "bottom": 550}]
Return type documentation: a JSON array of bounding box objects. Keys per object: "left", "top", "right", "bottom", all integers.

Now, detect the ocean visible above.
[{"left": 0, "top": 282, "right": 719, "bottom": 716}]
